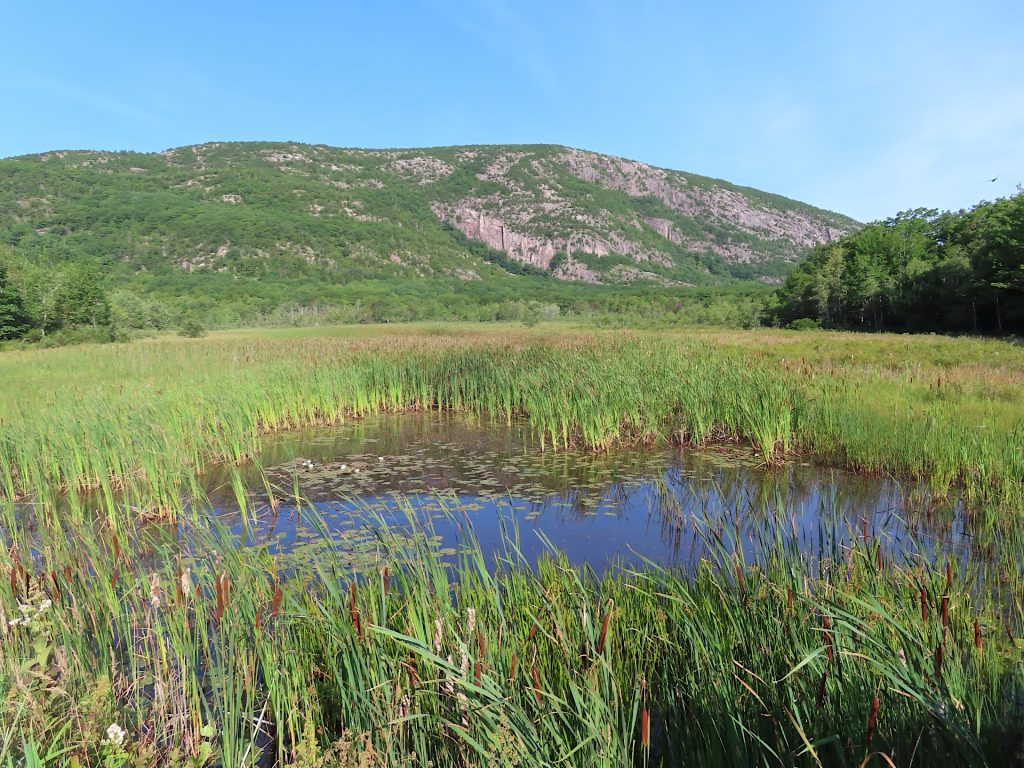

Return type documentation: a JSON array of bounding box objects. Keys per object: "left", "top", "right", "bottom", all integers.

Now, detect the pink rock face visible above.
[{"left": 427, "top": 147, "right": 854, "bottom": 281}]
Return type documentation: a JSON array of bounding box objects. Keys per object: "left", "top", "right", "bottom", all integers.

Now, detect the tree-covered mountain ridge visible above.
[{"left": 0, "top": 142, "right": 858, "bottom": 286}]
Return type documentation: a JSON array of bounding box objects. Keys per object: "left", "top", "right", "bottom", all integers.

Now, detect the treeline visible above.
[
  {"left": 0, "top": 245, "right": 197, "bottom": 344},
  {"left": 771, "top": 191, "right": 1024, "bottom": 333}
]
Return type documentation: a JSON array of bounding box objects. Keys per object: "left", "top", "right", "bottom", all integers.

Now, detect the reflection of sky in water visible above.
[{"left": 199, "top": 413, "right": 979, "bottom": 573}]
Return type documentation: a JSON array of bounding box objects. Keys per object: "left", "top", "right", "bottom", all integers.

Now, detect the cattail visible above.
[
  {"left": 866, "top": 694, "right": 880, "bottom": 748},
  {"left": 176, "top": 565, "right": 183, "bottom": 604},
  {"left": 528, "top": 621, "right": 539, "bottom": 642},
  {"left": 349, "top": 581, "right": 364, "bottom": 642},
  {"left": 920, "top": 588, "right": 928, "bottom": 623},
  {"left": 63, "top": 565, "right": 72, "bottom": 582},
  {"left": 509, "top": 652, "right": 518, "bottom": 685},
  {"left": 816, "top": 670, "right": 827, "bottom": 706},
  {"left": 787, "top": 587, "right": 794, "bottom": 616},
  {"left": 974, "top": 618, "right": 982, "bottom": 650},
  {"left": 735, "top": 564, "right": 745, "bottom": 598},
  {"left": 407, "top": 654, "right": 418, "bottom": 688},
  {"left": 255, "top": 609, "right": 262, "bottom": 630},
  {"left": 875, "top": 545, "right": 883, "bottom": 571},
  {"left": 477, "top": 628, "right": 485, "bottom": 658},
  {"left": 9, "top": 564, "right": 19, "bottom": 599},
  {"left": 597, "top": 608, "right": 611, "bottom": 655},
  {"left": 50, "top": 571, "right": 60, "bottom": 601},
  {"left": 531, "top": 665, "right": 542, "bottom": 704},
  {"left": 271, "top": 585, "right": 282, "bottom": 616},
  {"left": 941, "top": 594, "right": 949, "bottom": 630},
  {"left": 474, "top": 659, "right": 482, "bottom": 687},
  {"left": 111, "top": 565, "right": 119, "bottom": 589},
  {"left": 823, "top": 615, "right": 834, "bottom": 662},
  {"left": 382, "top": 567, "right": 389, "bottom": 595}
]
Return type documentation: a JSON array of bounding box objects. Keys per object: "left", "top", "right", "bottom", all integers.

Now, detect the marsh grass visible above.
[
  {"left": 1, "top": 326, "right": 1023, "bottom": 765},
  {"left": 1, "top": 496, "right": 1022, "bottom": 767},
  {"left": 1, "top": 326, "right": 1022, "bottom": 520}
]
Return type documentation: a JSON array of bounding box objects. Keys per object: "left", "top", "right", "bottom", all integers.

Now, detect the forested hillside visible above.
[
  {"left": 771, "top": 191, "right": 1024, "bottom": 333},
  {"left": 0, "top": 141, "right": 856, "bottom": 341}
]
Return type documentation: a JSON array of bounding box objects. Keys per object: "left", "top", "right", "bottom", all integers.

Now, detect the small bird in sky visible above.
[{"left": 989, "top": 176, "right": 999, "bottom": 182}]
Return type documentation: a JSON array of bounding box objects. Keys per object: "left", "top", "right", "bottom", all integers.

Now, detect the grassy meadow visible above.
[{"left": 1, "top": 324, "right": 1023, "bottom": 766}]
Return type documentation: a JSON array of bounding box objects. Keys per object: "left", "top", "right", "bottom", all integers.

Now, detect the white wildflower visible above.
[
  {"left": 467, "top": 607, "right": 476, "bottom": 634},
  {"left": 104, "top": 722, "right": 127, "bottom": 747},
  {"left": 38, "top": 599, "right": 52, "bottom": 612}
]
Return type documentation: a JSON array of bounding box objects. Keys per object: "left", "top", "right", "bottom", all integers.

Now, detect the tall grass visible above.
[
  {"left": 1, "top": 497, "right": 1021, "bottom": 766},
  {"left": 1, "top": 325, "right": 1023, "bottom": 765},
  {"left": 1, "top": 326, "right": 1022, "bottom": 520}
]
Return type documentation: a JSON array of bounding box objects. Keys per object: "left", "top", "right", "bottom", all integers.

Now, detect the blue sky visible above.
[{"left": 1, "top": 0, "right": 1021, "bottom": 221}]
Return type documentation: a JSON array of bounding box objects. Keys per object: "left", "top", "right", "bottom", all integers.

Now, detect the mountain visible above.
[{"left": 0, "top": 142, "right": 857, "bottom": 291}]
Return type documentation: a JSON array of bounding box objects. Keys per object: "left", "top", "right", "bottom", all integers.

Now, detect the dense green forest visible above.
[{"left": 771, "top": 190, "right": 1024, "bottom": 333}]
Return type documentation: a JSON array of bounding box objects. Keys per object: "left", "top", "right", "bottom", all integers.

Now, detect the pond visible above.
[{"left": 199, "top": 412, "right": 979, "bottom": 573}]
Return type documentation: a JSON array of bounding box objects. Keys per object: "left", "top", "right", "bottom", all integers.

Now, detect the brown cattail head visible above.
[
  {"left": 974, "top": 618, "right": 982, "bottom": 650},
  {"left": 920, "top": 588, "right": 929, "bottom": 623},
  {"left": 735, "top": 564, "right": 745, "bottom": 598},
  {"left": 509, "top": 652, "right": 518, "bottom": 685},
  {"left": 255, "top": 609, "right": 262, "bottom": 630},
  {"left": 532, "top": 665, "right": 542, "bottom": 704},
  {"left": 474, "top": 659, "right": 482, "bottom": 687},
  {"left": 823, "top": 615, "right": 834, "bottom": 663},
  {"left": 176, "top": 565, "right": 183, "bottom": 604},
  {"left": 597, "top": 609, "right": 611, "bottom": 655},
  {"left": 349, "top": 581, "right": 364, "bottom": 642},
  {"left": 866, "top": 694, "right": 880, "bottom": 748},
  {"left": 816, "top": 670, "right": 828, "bottom": 706},
  {"left": 477, "top": 628, "right": 485, "bottom": 658},
  {"left": 272, "top": 585, "right": 283, "bottom": 617},
  {"left": 382, "top": 567, "right": 389, "bottom": 595},
  {"left": 63, "top": 564, "right": 72, "bottom": 582},
  {"left": 111, "top": 565, "right": 119, "bottom": 589},
  {"left": 787, "top": 588, "right": 794, "bottom": 616},
  {"left": 50, "top": 571, "right": 60, "bottom": 601},
  {"left": 941, "top": 594, "right": 949, "bottom": 630},
  {"left": 875, "top": 545, "right": 883, "bottom": 571},
  {"left": 528, "top": 621, "right": 539, "bottom": 643}
]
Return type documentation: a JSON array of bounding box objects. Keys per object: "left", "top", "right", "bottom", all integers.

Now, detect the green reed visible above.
[
  {"left": 1, "top": 326, "right": 1022, "bottom": 520},
  {"left": 1, "top": 493, "right": 1021, "bottom": 767}
]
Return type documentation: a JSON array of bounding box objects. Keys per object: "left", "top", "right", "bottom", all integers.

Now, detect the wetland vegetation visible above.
[{"left": 1, "top": 325, "right": 1023, "bottom": 766}]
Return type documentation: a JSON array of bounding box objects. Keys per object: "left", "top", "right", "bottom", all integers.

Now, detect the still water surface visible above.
[{"left": 202, "top": 413, "right": 975, "bottom": 572}]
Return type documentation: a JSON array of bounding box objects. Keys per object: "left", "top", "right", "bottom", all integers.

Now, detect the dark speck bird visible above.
[{"left": 989, "top": 176, "right": 999, "bottom": 182}]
